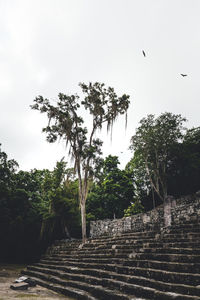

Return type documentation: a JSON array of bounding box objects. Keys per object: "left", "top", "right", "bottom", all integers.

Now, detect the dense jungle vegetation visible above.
[{"left": 0, "top": 112, "right": 200, "bottom": 263}]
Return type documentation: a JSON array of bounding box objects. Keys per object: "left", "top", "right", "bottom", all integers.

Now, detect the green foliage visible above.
[
  {"left": 129, "top": 112, "right": 187, "bottom": 202},
  {"left": 87, "top": 155, "right": 135, "bottom": 220},
  {"left": 0, "top": 144, "right": 81, "bottom": 263},
  {"left": 167, "top": 126, "right": 200, "bottom": 196},
  {"left": 128, "top": 114, "right": 200, "bottom": 211},
  {"left": 36, "top": 159, "right": 81, "bottom": 241},
  {"left": 31, "top": 82, "right": 130, "bottom": 241},
  {"left": 124, "top": 200, "right": 144, "bottom": 217}
]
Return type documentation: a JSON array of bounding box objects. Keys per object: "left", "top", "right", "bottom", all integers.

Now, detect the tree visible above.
[
  {"left": 87, "top": 155, "right": 135, "bottom": 220},
  {"left": 39, "top": 159, "right": 80, "bottom": 242},
  {"left": 167, "top": 126, "right": 200, "bottom": 196},
  {"left": 124, "top": 200, "right": 144, "bottom": 217},
  {"left": 125, "top": 152, "right": 156, "bottom": 210},
  {"left": 129, "top": 113, "right": 186, "bottom": 202},
  {"left": 31, "top": 82, "right": 130, "bottom": 242},
  {"left": 0, "top": 143, "right": 18, "bottom": 197}
]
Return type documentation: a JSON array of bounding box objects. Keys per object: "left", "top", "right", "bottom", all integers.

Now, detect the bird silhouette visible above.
[
  {"left": 181, "top": 74, "right": 187, "bottom": 77},
  {"left": 142, "top": 50, "right": 146, "bottom": 57}
]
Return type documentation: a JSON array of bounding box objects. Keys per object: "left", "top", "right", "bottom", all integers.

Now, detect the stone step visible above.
[
  {"left": 26, "top": 218, "right": 200, "bottom": 299},
  {"left": 89, "top": 226, "right": 200, "bottom": 243},
  {"left": 143, "top": 242, "right": 200, "bottom": 249},
  {"left": 163, "top": 232, "right": 200, "bottom": 238},
  {"left": 22, "top": 270, "right": 146, "bottom": 300},
  {"left": 42, "top": 252, "right": 200, "bottom": 266},
  {"left": 89, "top": 235, "right": 157, "bottom": 244},
  {"left": 44, "top": 248, "right": 200, "bottom": 264},
  {"left": 52, "top": 233, "right": 157, "bottom": 249},
  {"left": 49, "top": 236, "right": 200, "bottom": 253},
  {"left": 37, "top": 258, "right": 200, "bottom": 286},
  {"left": 82, "top": 242, "right": 200, "bottom": 255},
  {"left": 32, "top": 263, "right": 200, "bottom": 297},
  {"left": 40, "top": 257, "right": 200, "bottom": 274},
  {"left": 50, "top": 223, "right": 199, "bottom": 249},
  {"left": 59, "top": 248, "right": 138, "bottom": 256},
  {"left": 168, "top": 223, "right": 200, "bottom": 230},
  {"left": 164, "top": 224, "right": 200, "bottom": 231},
  {"left": 22, "top": 268, "right": 199, "bottom": 300},
  {"left": 57, "top": 243, "right": 200, "bottom": 254},
  {"left": 160, "top": 237, "right": 200, "bottom": 244},
  {"left": 166, "top": 228, "right": 200, "bottom": 234},
  {"left": 49, "top": 252, "right": 129, "bottom": 259},
  {"left": 84, "top": 236, "right": 200, "bottom": 249},
  {"left": 21, "top": 274, "right": 95, "bottom": 300},
  {"left": 48, "top": 245, "right": 200, "bottom": 258},
  {"left": 91, "top": 231, "right": 158, "bottom": 240},
  {"left": 139, "top": 247, "right": 200, "bottom": 255},
  {"left": 123, "top": 259, "right": 200, "bottom": 273},
  {"left": 131, "top": 252, "right": 200, "bottom": 263}
]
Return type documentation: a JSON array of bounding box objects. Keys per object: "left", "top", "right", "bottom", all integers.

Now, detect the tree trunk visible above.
[
  {"left": 80, "top": 200, "right": 87, "bottom": 243},
  {"left": 152, "top": 189, "right": 155, "bottom": 209}
]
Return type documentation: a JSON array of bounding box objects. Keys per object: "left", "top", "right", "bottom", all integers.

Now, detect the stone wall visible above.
[
  {"left": 89, "top": 193, "right": 200, "bottom": 238},
  {"left": 171, "top": 194, "right": 200, "bottom": 225}
]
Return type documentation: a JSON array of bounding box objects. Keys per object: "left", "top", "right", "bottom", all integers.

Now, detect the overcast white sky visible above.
[{"left": 0, "top": 0, "right": 200, "bottom": 171}]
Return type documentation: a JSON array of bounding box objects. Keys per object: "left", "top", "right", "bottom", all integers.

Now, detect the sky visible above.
[{"left": 0, "top": 0, "right": 200, "bottom": 171}]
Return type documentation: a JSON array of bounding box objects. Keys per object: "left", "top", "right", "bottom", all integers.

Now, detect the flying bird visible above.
[
  {"left": 142, "top": 50, "right": 146, "bottom": 57},
  {"left": 181, "top": 74, "right": 187, "bottom": 77}
]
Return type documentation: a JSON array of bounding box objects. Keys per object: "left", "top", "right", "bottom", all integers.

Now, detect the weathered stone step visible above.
[
  {"left": 123, "top": 259, "right": 200, "bottom": 273},
  {"left": 140, "top": 247, "right": 200, "bottom": 255},
  {"left": 49, "top": 235, "right": 200, "bottom": 254},
  {"left": 49, "top": 252, "right": 129, "bottom": 259},
  {"left": 113, "top": 265, "right": 200, "bottom": 286},
  {"left": 22, "top": 269, "right": 146, "bottom": 299},
  {"left": 33, "top": 263, "right": 200, "bottom": 297},
  {"left": 47, "top": 242, "right": 200, "bottom": 258},
  {"left": 163, "top": 233, "right": 200, "bottom": 239},
  {"left": 89, "top": 225, "right": 200, "bottom": 244},
  {"left": 56, "top": 245, "right": 200, "bottom": 257},
  {"left": 167, "top": 228, "right": 200, "bottom": 235},
  {"left": 44, "top": 249, "right": 200, "bottom": 264},
  {"left": 132, "top": 252, "right": 200, "bottom": 263},
  {"left": 89, "top": 235, "right": 157, "bottom": 244},
  {"left": 43, "top": 252, "right": 198, "bottom": 267},
  {"left": 160, "top": 237, "right": 200, "bottom": 244},
  {"left": 52, "top": 233, "right": 157, "bottom": 249},
  {"left": 47, "top": 239, "right": 143, "bottom": 252},
  {"left": 84, "top": 236, "right": 200, "bottom": 249},
  {"left": 91, "top": 231, "right": 158, "bottom": 241},
  {"left": 102, "top": 277, "right": 200, "bottom": 300},
  {"left": 37, "top": 258, "right": 200, "bottom": 286},
  {"left": 59, "top": 248, "right": 138, "bottom": 256},
  {"left": 143, "top": 242, "right": 200, "bottom": 249},
  {"left": 167, "top": 223, "right": 200, "bottom": 230},
  {"left": 22, "top": 267, "right": 199, "bottom": 300},
  {"left": 85, "top": 241, "right": 200, "bottom": 253},
  {"left": 164, "top": 224, "right": 200, "bottom": 232},
  {"left": 21, "top": 274, "right": 95, "bottom": 300},
  {"left": 40, "top": 257, "right": 200, "bottom": 274}
]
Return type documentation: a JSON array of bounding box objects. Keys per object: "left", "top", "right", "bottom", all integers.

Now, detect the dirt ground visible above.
[{"left": 0, "top": 264, "right": 74, "bottom": 300}]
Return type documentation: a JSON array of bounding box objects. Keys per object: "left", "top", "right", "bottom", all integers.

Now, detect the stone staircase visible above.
[{"left": 22, "top": 219, "right": 200, "bottom": 300}]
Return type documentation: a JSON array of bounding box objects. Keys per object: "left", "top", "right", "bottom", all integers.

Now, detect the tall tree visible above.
[
  {"left": 167, "top": 126, "right": 200, "bottom": 196},
  {"left": 129, "top": 113, "right": 186, "bottom": 202},
  {"left": 31, "top": 82, "right": 130, "bottom": 242}
]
